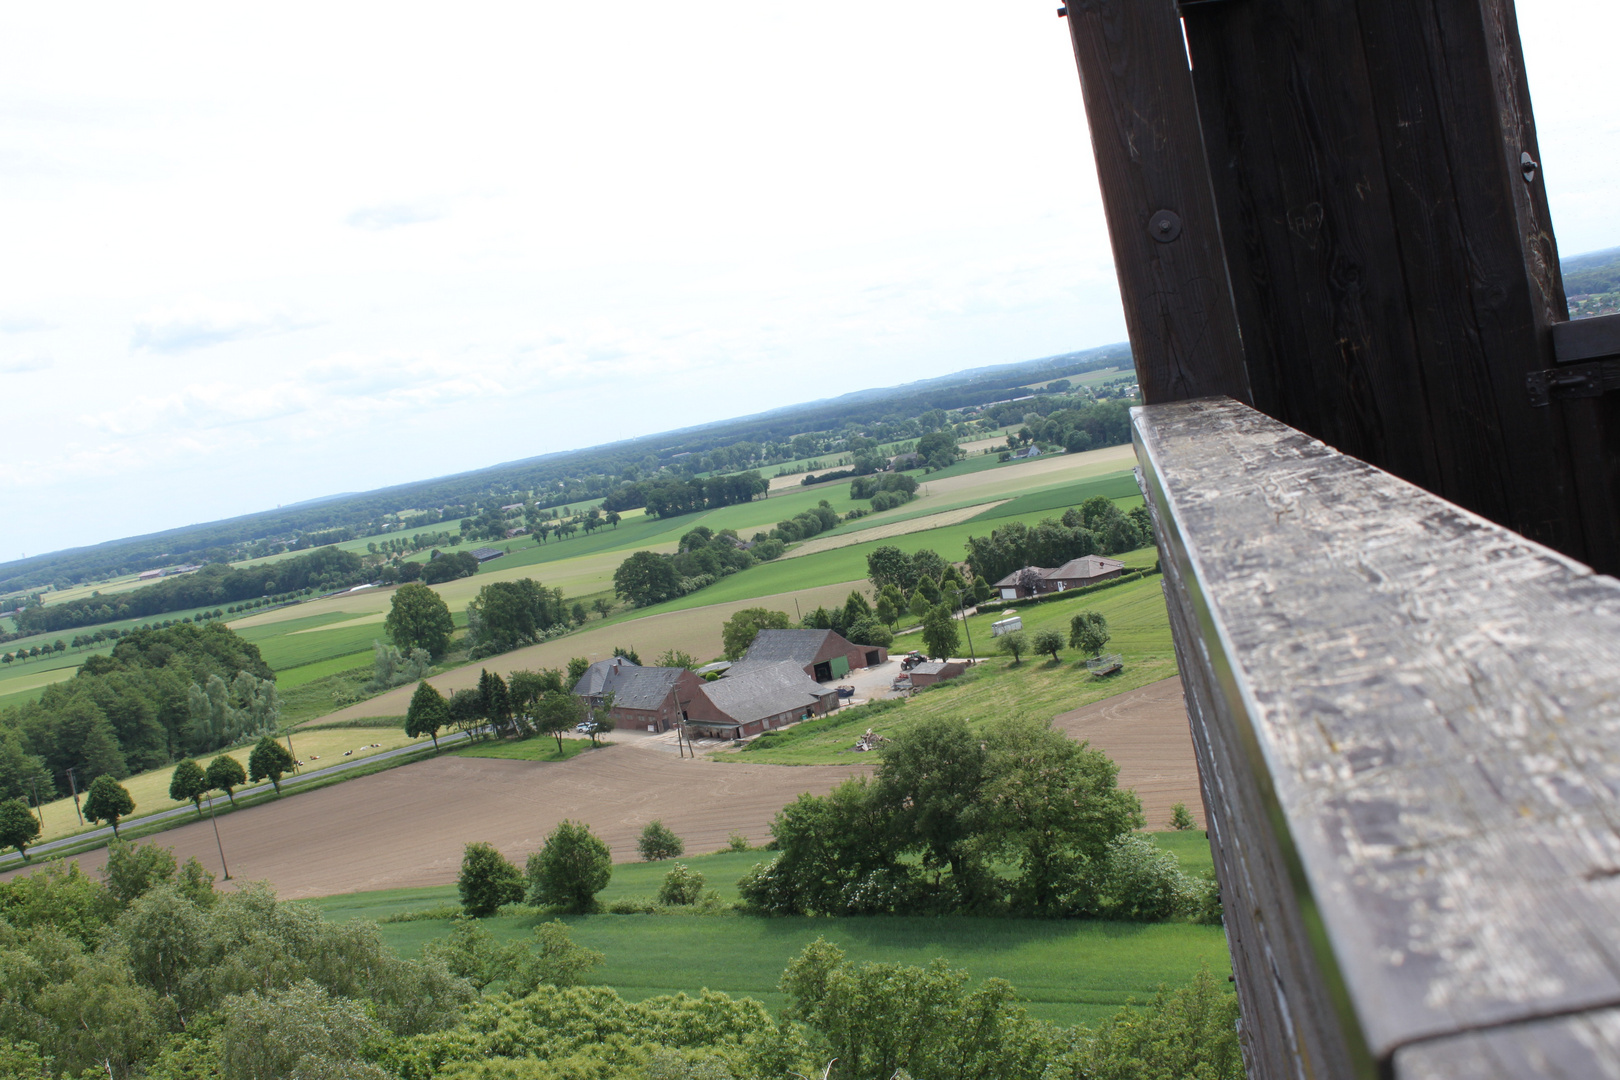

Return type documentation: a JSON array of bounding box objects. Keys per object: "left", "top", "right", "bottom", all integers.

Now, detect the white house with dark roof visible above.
[{"left": 991, "top": 556, "right": 1126, "bottom": 600}]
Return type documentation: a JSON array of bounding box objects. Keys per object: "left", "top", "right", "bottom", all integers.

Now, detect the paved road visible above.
[{"left": 0, "top": 731, "right": 471, "bottom": 872}]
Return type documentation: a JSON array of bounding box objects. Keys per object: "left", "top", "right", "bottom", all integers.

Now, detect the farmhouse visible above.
[
  {"left": 735, "top": 627, "right": 887, "bottom": 683},
  {"left": 570, "top": 657, "right": 716, "bottom": 733},
  {"left": 686, "top": 661, "right": 839, "bottom": 739},
  {"left": 992, "top": 556, "right": 1125, "bottom": 600}
]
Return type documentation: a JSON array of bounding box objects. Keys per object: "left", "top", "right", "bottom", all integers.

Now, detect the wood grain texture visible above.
[
  {"left": 1395, "top": 1008, "right": 1620, "bottom": 1079},
  {"left": 1062, "top": 0, "right": 1250, "bottom": 405},
  {"left": 1136, "top": 397, "right": 1620, "bottom": 1076},
  {"left": 1180, "top": 0, "right": 1440, "bottom": 490}
]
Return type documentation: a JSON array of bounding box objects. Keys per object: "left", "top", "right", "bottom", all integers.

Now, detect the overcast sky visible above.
[{"left": 2, "top": 3, "right": 1615, "bottom": 561}]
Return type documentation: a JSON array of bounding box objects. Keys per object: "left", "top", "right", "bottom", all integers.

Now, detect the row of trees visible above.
[
  {"left": 405, "top": 669, "right": 609, "bottom": 753},
  {"left": 995, "top": 611, "right": 1112, "bottom": 664},
  {"left": 165, "top": 736, "right": 297, "bottom": 819},
  {"left": 738, "top": 716, "right": 1217, "bottom": 920},
  {"left": 15, "top": 546, "right": 367, "bottom": 635}
]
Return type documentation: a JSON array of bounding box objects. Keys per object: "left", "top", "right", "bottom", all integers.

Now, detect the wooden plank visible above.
[
  {"left": 1060, "top": 0, "right": 1250, "bottom": 405},
  {"left": 1395, "top": 1008, "right": 1620, "bottom": 1078},
  {"left": 1136, "top": 397, "right": 1620, "bottom": 1075},
  {"left": 1179, "top": 0, "right": 1441, "bottom": 493},
  {"left": 1350, "top": 0, "right": 1584, "bottom": 557},
  {"left": 1553, "top": 314, "right": 1620, "bottom": 364}
]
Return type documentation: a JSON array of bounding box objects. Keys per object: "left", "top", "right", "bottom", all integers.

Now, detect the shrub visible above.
[
  {"left": 725, "top": 832, "right": 751, "bottom": 852},
  {"left": 525, "top": 820, "right": 612, "bottom": 913},
  {"left": 1095, "top": 835, "right": 1188, "bottom": 922},
  {"left": 1170, "top": 802, "right": 1196, "bottom": 830},
  {"left": 457, "top": 842, "right": 524, "bottom": 917},
  {"left": 657, "top": 863, "right": 706, "bottom": 906},
  {"left": 637, "top": 820, "right": 684, "bottom": 861}
]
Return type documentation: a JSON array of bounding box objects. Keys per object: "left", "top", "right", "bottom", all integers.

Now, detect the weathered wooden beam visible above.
[
  {"left": 1061, "top": 0, "right": 1250, "bottom": 405},
  {"left": 1172, "top": 0, "right": 1618, "bottom": 572},
  {"left": 1137, "top": 396, "right": 1620, "bottom": 1079}
]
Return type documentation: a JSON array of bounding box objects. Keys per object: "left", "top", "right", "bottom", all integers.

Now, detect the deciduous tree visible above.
[
  {"left": 385, "top": 582, "right": 455, "bottom": 658},
  {"left": 525, "top": 820, "right": 612, "bottom": 913},
  {"left": 0, "top": 797, "right": 41, "bottom": 860},
  {"left": 637, "top": 820, "right": 684, "bottom": 861},
  {"left": 206, "top": 754, "right": 246, "bottom": 806},
  {"left": 535, "top": 690, "right": 583, "bottom": 753},
  {"left": 921, "top": 606, "right": 960, "bottom": 660},
  {"left": 1069, "top": 611, "right": 1111, "bottom": 658},
  {"left": 997, "top": 630, "right": 1027, "bottom": 665},
  {"left": 1032, "top": 628, "right": 1065, "bottom": 663},
  {"left": 83, "top": 774, "right": 135, "bottom": 838},
  {"left": 720, "top": 607, "right": 791, "bottom": 660},
  {"left": 247, "top": 736, "right": 296, "bottom": 794},
  {"left": 169, "top": 759, "right": 210, "bottom": 818},
  {"left": 457, "top": 842, "right": 525, "bottom": 917},
  {"left": 405, "top": 681, "right": 451, "bottom": 749}
]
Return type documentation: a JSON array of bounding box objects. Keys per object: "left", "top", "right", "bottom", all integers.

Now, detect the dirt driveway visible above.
[{"left": 3, "top": 747, "right": 870, "bottom": 899}]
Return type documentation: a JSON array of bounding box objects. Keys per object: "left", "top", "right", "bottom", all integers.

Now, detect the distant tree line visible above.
[
  {"left": 14, "top": 546, "right": 367, "bottom": 635},
  {"left": 0, "top": 346, "right": 1132, "bottom": 594},
  {"left": 600, "top": 471, "right": 769, "bottom": 517}
]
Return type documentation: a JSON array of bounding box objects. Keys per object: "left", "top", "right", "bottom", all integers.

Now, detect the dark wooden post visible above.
[
  {"left": 1175, "top": 0, "right": 1616, "bottom": 570},
  {"left": 1061, "top": 0, "right": 1250, "bottom": 406}
]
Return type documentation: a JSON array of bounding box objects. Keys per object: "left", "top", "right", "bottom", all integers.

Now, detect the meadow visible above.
[
  {"left": 725, "top": 572, "right": 1175, "bottom": 766},
  {"left": 303, "top": 841, "right": 1227, "bottom": 1027}
]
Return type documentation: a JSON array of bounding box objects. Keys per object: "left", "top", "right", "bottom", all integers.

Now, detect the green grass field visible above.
[
  {"left": 452, "top": 736, "right": 602, "bottom": 762},
  {"left": 726, "top": 573, "right": 1173, "bottom": 766},
  {"left": 303, "top": 842, "right": 1226, "bottom": 1026}
]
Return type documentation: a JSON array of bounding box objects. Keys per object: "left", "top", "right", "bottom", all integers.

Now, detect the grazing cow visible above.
[{"left": 343, "top": 750, "right": 353, "bottom": 756}]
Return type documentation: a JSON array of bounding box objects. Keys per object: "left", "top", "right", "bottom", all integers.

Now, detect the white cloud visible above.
[
  {"left": 346, "top": 200, "right": 447, "bottom": 230},
  {"left": 0, "top": 315, "right": 54, "bottom": 333},
  {"left": 0, "top": 354, "right": 51, "bottom": 374},
  {"left": 130, "top": 297, "right": 308, "bottom": 353}
]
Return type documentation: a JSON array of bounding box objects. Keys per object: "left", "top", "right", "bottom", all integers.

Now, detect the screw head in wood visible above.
[
  {"left": 1520, "top": 151, "right": 1538, "bottom": 184},
  {"left": 1149, "top": 209, "right": 1182, "bottom": 243}
]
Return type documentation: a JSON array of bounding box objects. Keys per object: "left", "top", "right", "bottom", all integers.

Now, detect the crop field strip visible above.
[{"left": 302, "top": 836, "right": 1226, "bottom": 1028}]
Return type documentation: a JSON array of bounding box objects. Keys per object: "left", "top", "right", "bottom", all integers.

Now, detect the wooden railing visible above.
[{"left": 1137, "top": 397, "right": 1620, "bottom": 1078}]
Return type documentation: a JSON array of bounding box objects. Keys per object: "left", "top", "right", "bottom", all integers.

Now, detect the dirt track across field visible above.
[
  {"left": 780, "top": 502, "right": 1008, "bottom": 560},
  {"left": 1052, "top": 676, "right": 1203, "bottom": 830},
  {"left": 3, "top": 748, "right": 871, "bottom": 899}
]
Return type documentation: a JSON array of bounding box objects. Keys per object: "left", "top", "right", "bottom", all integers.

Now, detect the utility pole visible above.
[
  {"left": 956, "top": 589, "right": 978, "bottom": 662},
  {"left": 205, "top": 792, "right": 231, "bottom": 881},
  {"left": 28, "top": 777, "right": 44, "bottom": 831},
  {"left": 65, "top": 767, "right": 83, "bottom": 826}
]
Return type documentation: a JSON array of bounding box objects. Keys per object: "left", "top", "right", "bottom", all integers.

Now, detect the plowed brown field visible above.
[
  {"left": 1052, "top": 676, "right": 1203, "bottom": 830},
  {"left": 4, "top": 748, "right": 870, "bottom": 899}
]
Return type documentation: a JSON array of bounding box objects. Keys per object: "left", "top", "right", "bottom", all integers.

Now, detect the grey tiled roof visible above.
[
  {"left": 573, "top": 659, "right": 690, "bottom": 711},
  {"left": 740, "top": 628, "right": 837, "bottom": 666},
  {"left": 601, "top": 666, "right": 685, "bottom": 711},
  {"left": 572, "top": 656, "right": 637, "bottom": 696},
  {"left": 1047, "top": 556, "right": 1125, "bottom": 579},
  {"left": 701, "top": 662, "right": 829, "bottom": 724}
]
